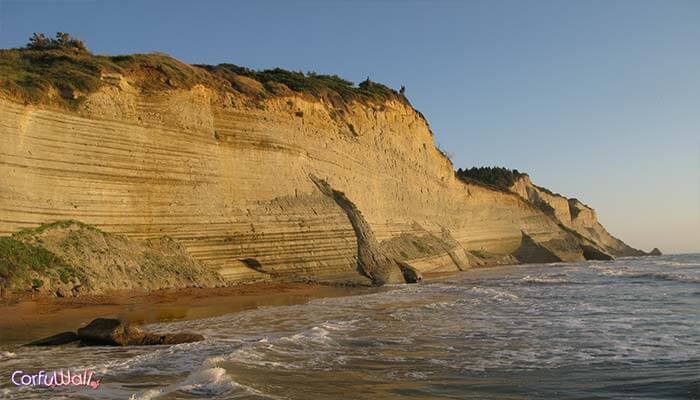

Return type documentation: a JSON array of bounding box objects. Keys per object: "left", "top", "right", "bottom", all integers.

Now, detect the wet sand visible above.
[{"left": 0, "top": 283, "right": 377, "bottom": 345}]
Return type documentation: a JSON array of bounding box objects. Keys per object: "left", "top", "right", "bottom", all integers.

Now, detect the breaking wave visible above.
[
  {"left": 599, "top": 269, "right": 700, "bottom": 283},
  {"left": 1, "top": 254, "right": 698, "bottom": 399},
  {"left": 520, "top": 273, "right": 576, "bottom": 285}
]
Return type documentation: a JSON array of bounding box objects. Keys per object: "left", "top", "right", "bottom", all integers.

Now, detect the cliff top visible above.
[
  {"left": 455, "top": 166, "right": 528, "bottom": 192},
  {"left": 0, "top": 32, "right": 410, "bottom": 111}
]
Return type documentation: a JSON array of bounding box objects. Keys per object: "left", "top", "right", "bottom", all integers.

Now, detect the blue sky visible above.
[{"left": 1, "top": 0, "right": 698, "bottom": 253}]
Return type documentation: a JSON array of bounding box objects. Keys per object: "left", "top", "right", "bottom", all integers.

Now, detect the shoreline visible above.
[{"left": 0, "top": 282, "right": 379, "bottom": 345}]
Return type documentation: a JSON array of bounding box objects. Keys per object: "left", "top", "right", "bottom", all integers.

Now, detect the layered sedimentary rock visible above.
[
  {"left": 509, "top": 176, "right": 645, "bottom": 257},
  {"left": 0, "top": 56, "right": 645, "bottom": 289},
  {"left": 0, "top": 220, "right": 223, "bottom": 297}
]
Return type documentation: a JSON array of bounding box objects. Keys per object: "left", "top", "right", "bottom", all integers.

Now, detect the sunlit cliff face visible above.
[{"left": 0, "top": 65, "right": 643, "bottom": 287}]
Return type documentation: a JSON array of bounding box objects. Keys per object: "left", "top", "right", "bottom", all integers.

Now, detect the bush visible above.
[
  {"left": 204, "top": 65, "right": 406, "bottom": 107},
  {"left": 456, "top": 167, "right": 526, "bottom": 192},
  {"left": 0, "top": 236, "right": 79, "bottom": 292},
  {"left": 31, "top": 278, "right": 44, "bottom": 290},
  {"left": 2, "top": 33, "right": 410, "bottom": 110},
  {"left": 27, "top": 32, "right": 88, "bottom": 52}
]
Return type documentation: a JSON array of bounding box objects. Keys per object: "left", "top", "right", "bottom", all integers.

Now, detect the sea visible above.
[{"left": 1, "top": 254, "right": 698, "bottom": 399}]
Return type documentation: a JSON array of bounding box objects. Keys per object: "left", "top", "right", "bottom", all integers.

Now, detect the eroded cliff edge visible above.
[{"left": 0, "top": 45, "right": 650, "bottom": 295}]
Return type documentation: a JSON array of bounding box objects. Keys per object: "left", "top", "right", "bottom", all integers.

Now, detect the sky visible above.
[{"left": 1, "top": 0, "right": 698, "bottom": 253}]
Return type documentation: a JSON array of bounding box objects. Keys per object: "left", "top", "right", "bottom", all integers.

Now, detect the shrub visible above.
[
  {"left": 456, "top": 167, "right": 526, "bottom": 192},
  {"left": 59, "top": 269, "right": 72, "bottom": 284},
  {"left": 469, "top": 250, "right": 487, "bottom": 259},
  {"left": 2, "top": 33, "right": 410, "bottom": 111},
  {"left": 27, "top": 32, "right": 88, "bottom": 52},
  {"left": 0, "top": 234, "right": 81, "bottom": 293}
]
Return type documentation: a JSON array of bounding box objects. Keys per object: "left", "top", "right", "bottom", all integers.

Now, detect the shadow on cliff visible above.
[
  {"left": 309, "top": 174, "right": 408, "bottom": 285},
  {"left": 512, "top": 231, "right": 563, "bottom": 264}
]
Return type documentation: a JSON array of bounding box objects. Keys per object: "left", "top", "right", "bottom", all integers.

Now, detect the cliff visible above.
[
  {"left": 508, "top": 175, "right": 645, "bottom": 257},
  {"left": 0, "top": 45, "right": 648, "bottom": 295}
]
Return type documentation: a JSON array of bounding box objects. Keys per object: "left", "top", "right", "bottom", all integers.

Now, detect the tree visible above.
[
  {"left": 26, "top": 32, "right": 88, "bottom": 52},
  {"left": 455, "top": 166, "right": 526, "bottom": 191},
  {"left": 27, "top": 33, "right": 51, "bottom": 49}
]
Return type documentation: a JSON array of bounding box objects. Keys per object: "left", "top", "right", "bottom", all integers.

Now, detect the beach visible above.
[
  {"left": 1, "top": 254, "right": 698, "bottom": 399},
  {"left": 0, "top": 282, "right": 376, "bottom": 345}
]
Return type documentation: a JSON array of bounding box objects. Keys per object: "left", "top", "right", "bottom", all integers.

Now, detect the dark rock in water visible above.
[
  {"left": 77, "top": 318, "right": 203, "bottom": 346},
  {"left": 649, "top": 248, "right": 662, "bottom": 256},
  {"left": 77, "top": 318, "right": 129, "bottom": 346},
  {"left": 398, "top": 261, "right": 423, "bottom": 283},
  {"left": 140, "top": 332, "right": 205, "bottom": 345},
  {"left": 25, "top": 331, "right": 79, "bottom": 346},
  {"left": 580, "top": 245, "right": 614, "bottom": 261}
]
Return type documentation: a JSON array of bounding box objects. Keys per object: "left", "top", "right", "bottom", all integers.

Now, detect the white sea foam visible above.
[
  {"left": 599, "top": 269, "right": 700, "bottom": 283},
  {"left": 176, "top": 366, "right": 237, "bottom": 396},
  {"left": 467, "top": 286, "right": 520, "bottom": 300},
  {"left": 423, "top": 301, "right": 456, "bottom": 310},
  {"left": 129, "top": 389, "right": 162, "bottom": 400},
  {"left": 520, "top": 273, "right": 573, "bottom": 284},
  {"left": 129, "top": 357, "right": 281, "bottom": 400},
  {"left": 3, "top": 256, "right": 699, "bottom": 400},
  {"left": 0, "top": 351, "right": 16, "bottom": 359},
  {"left": 321, "top": 319, "right": 359, "bottom": 331},
  {"left": 283, "top": 326, "right": 333, "bottom": 346}
]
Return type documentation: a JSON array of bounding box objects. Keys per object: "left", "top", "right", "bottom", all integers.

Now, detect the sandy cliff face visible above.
[
  {"left": 510, "top": 176, "right": 644, "bottom": 257},
  {"left": 0, "top": 72, "right": 642, "bottom": 287}
]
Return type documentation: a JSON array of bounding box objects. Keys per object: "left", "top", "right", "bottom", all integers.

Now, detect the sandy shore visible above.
[{"left": 0, "top": 282, "right": 378, "bottom": 345}]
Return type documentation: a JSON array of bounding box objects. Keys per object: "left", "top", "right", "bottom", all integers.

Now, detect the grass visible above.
[
  {"left": 0, "top": 237, "right": 79, "bottom": 290},
  {"left": 203, "top": 64, "right": 407, "bottom": 108},
  {"left": 469, "top": 250, "right": 487, "bottom": 259},
  {"left": 12, "top": 219, "right": 105, "bottom": 238},
  {"left": 0, "top": 47, "right": 108, "bottom": 107},
  {"left": 0, "top": 35, "right": 409, "bottom": 110},
  {"left": 0, "top": 46, "right": 219, "bottom": 109}
]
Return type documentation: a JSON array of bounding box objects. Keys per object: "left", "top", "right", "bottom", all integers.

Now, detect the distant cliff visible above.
[{"left": 0, "top": 41, "right": 651, "bottom": 296}]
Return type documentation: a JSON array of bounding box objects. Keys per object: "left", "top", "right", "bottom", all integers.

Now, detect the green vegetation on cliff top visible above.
[
  {"left": 455, "top": 166, "right": 527, "bottom": 192},
  {"left": 0, "top": 236, "right": 81, "bottom": 292},
  {"left": 0, "top": 32, "right": 408, "bottom": 109}
]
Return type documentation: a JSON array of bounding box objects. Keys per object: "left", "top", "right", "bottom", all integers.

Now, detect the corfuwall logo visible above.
[{"left": 11, "top": 369, "right": 100, "bottom": 389}]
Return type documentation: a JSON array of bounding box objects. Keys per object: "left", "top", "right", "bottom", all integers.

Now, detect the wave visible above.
[
  {"left": 129, "top": 357, "right": 280, "bottom": 400},
  {"left": 320, "top": 319, "right": 359, "bottom": 332},
  {"left": 283, "top": 326, "right": 334, "bottom": 347},
  {"left": 520, "top": 273, "right": 575, "bottom": 285},
  {"left": 599, "top": 269, "right": 700, "bottom": 283},
  {"left": 467, "top": 286, "right": 520, "bottom": 301},
  {"left": 224, "top": 325, "right": 347, "bottom": 371},
  {"left": 423, "top": 301, "right": 456, "bottom": 310},
  {"left": 652, "top": 260, "right": 700, "bottom": 268}
]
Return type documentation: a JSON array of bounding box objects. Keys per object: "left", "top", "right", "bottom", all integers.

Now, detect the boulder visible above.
[
  {"left": 77, "top": 318, "right": 203, "bottom": 346},
  {"left": 77, "top": 318, "right": 132, "bottom": 345},
  {"left": 580, "top": 245, "right": 614, "bottom": 261},
  {"left": 397, "top": 261, "right": 423, "bottom": 283},
  {"left": 26, "top": 331, "right": 79, "bottom": 346}
]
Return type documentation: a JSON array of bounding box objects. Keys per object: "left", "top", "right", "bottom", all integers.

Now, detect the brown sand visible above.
[{"left": 0, "top": 283, "right": 376, "bottom": 345}]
